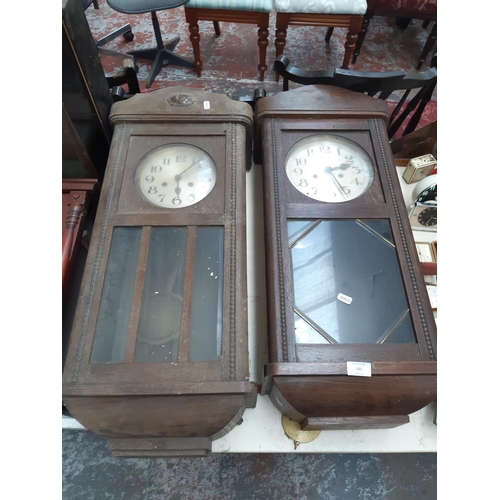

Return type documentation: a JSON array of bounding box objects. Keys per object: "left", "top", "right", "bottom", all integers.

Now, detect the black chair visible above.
[
  {"left": 84, "top": 0, "right": 135, "bottom": 62},
  {"left": 107, "top": 0, "right": 194, "bottom": 88},
  {"left": 274, "top": 55, "right": 437, "bottom": 140}
]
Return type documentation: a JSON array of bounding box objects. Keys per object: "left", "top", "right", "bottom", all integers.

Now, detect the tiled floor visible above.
[{"left": 62, "top": 3, "right": 437, "bottom": 498}]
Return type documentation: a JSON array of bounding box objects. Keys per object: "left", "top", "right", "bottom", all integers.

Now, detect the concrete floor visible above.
[{"left": 63, "top": 430, "right": 436, "bottom": 499}]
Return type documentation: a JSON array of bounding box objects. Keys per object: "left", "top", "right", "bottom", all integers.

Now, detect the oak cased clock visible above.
[
  {"left": 62, "top": 87, "right": 257, "bottom": 457},
  {"left": 255, "top": 85, "right": 437, "bottom": 430}
]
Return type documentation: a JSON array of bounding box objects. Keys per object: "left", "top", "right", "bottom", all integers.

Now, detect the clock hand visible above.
[
  {"left": 179, "top": 158, "right": 202, "bottom": 177},
  {"left": 329, "top": 163, "right": 352, "bottom": 171},
  {"left": 325, "top": 166, "right": 348, "bottom": 200},
  {"left": 174, "top": 174, "right": 182, "bottom": 196}
]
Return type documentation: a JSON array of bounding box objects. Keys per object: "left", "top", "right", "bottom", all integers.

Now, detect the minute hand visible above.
[
  {"left": 325, "top": 166, "right": 348, "bottom": 200},
  {"left": 179, "top": 158, "right": 202, "bottom": 177}
]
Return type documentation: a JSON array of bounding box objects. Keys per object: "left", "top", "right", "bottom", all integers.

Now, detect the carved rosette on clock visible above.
[
  {"left": 256, "top": 85, "right": 437, "bottom": 430},
  {"left": 62, "top": 87, "right": 256, "bottom": 457}
]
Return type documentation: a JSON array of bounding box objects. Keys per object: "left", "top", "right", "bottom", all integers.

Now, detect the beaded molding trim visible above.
[{"left": 374, "top": 120, "right": 435, "bottom": 361}]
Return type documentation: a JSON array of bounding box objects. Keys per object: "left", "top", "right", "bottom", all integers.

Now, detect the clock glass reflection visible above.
[
  {"left": 288, "top": 220, "right": 416, "bottom": 344},
  {"left": 90, "top": 226, "right": 224, "bottom": 364}
]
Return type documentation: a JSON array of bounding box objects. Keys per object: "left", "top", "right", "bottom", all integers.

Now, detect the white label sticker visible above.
[
  {"left": 203, "top": 101, "right": 210, "bottom": 109},
  {"left": 337, "top": 293, "right": 352, "bottom": 305},
  {"left": 347, "top": 361, "right": 372, "bottom": 377}
]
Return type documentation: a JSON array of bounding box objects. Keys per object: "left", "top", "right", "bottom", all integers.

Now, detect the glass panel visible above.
[
  {"left": 90, "top": 227, "right": 142, "bottom": 363},
  {"left": 289, "top": 219, "right": 416, "bottom": 344},
  {"left": 189, "top": 227, "right": 224, "bottom": 361},
  {"left": 134, "top": 227, "right": 187, "bottom": 363}
]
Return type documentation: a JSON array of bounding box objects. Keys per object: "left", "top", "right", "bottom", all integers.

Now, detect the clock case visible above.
[
  {"left": 62, "top": 87, "right": 257, "bottom": 457},
  {"left": 255, "top": 85, "right": 437, "bottom": 430}
]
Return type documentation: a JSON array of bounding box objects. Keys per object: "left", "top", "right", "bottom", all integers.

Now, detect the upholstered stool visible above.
[
  {"left": 275, "top": 0, "right": 367, "bottom": 81},
  {"left": 107, "top": 0, "right": 195, "bottom": 88},
  {"left": 184, "top": 0, "right": 273, "bottom": 81}
]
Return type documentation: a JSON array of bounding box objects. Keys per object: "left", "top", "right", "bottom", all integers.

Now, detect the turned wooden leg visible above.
[
  {"left": 187, "top": 21, "right": 202, "bottom": 77},
  {"left": 343, "top": 16, "right": 363, "bottom": 69},
  {"left": 213, "top": 21, "right": 220, "bottom": 36},
  {"left": 275, "top": 13, "right": 288, "bottom": 82},
  {"left": 417, "top": 22, "right": 437, "bottom": 70},
  {"left": 352, "top": 11, "right": 372, "bottom": 64},
  {"left": 325, "top": 27, "right": 333, "bottom": 42},
  {"left": 257, "top": 16, "right": 269, "bottom": 81}
]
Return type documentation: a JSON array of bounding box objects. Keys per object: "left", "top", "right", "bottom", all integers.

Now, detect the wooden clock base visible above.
[{"left": 263, "top": 362, "right": 436, "bottom": 430}]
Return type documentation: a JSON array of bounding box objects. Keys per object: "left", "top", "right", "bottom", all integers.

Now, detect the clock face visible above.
[
  {"left": 134, "top": 144, "right": 217, "bottom": 208},
  {"left": 417, "top": 206, "right": 437, "bottom": 227},
  {"left": 285, "top": 134, "right": 375, "bottom": 203}
]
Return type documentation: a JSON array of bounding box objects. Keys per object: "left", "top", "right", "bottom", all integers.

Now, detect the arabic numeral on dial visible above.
[
  {"left": 293, "top": 168, "right": 303, "bottom": 175},
  {"left": 295, "top": 158, "right": 306, "bottom": 166},
  {"left": 172, "top": 197, "right": 182, "bottom": 206},
  {"left": 148, "top": 186, "right": 157, "bottom": 194},
  {"left": 298, "top": 179, "right": 308, "bottom": 187},
  {"left": 351, "top": 178, "right": 361, "bottom": 186},
  {"left": 158, "top": 194, "right": 168, "bottom": 202},
  {"left": 145, "top": 175, "right": 154, "bottom": 183},
  {"left": 352, "top": 167, "right": 361, "bottom": 174},
  {"left": 320, "top": 145, "right": 331, "bottom": 153},
  {"left": 151, "top": 165, "right": 162, "bottom": 173},
  {"left": 342, "top": 186, "right": 351, "bottom": 195},
  {"left": 187, "top": 194, "right": 196, "bottom": 202},
  {"left": 176, "top": 155, "right": 187, "bottom": 162}
]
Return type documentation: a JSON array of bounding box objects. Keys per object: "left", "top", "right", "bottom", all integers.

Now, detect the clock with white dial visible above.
[
  {"left": 134, "top": 143, "right": 217, "bottom": 208},
  {"left": 285, "top": 134, "right": 375, "bottom": 203}
]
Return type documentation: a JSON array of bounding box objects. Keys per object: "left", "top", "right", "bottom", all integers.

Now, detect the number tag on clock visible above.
[{"left": 347, "top": 362, "right": 372, "bottom": 377}]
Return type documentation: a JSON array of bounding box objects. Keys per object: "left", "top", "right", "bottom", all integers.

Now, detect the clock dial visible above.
[
  {"left": 417, "top": 206, "right": 437, "bottom": 227},
  {"left": 285, "top": 134, "right": 375, "bottom": 203},
  {"left": 134, "top": 144, "right": 217, "bottom": 208}
]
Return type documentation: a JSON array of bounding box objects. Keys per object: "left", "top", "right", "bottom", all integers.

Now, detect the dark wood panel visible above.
[
  {"left": 273, "top": 374, "right": 436, "bottom": 418},
  {"left": 301, "top": 415, "right": 409, "bottom": 430},
  {"left": 64, "top": 394, "right": 246, "bottom": 438},
  {"left": 296, "top": 343, "right": 423, "bottom": 363}
]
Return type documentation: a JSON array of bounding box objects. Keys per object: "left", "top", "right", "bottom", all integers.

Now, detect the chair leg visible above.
[
  {"left": 275, "top": 13, "right": 289, "bottom": 82},
  {"left": 213, "top": 21, "right": 220, "bottom": 36},
  {"left": 186, "top": 17, "right": 203, "bottom": 77},
  {"left": 343, "top": 16, "right": 363, "bottom": 69},
  {"left": 127, "top": 11, "right": 194, "bottom": 87},
  {"left": 257, "top": 14, "right": 269, "bottom": 81},
  {"left": 352, "top": 11, "right": 372, "bottom": 64},
  {"left": 325, "top": 27, "right": 333, "bottom": 42},
  {"left": 96, "top": 23, "right": 135, "bottom": 61},
  {"left": 417, "top": 22, "right": 436, "bottom": 70}
]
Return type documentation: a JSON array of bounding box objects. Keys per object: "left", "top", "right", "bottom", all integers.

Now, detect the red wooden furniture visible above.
[{"left": 62, "top": 179, "right": 100, "bottom": 298}]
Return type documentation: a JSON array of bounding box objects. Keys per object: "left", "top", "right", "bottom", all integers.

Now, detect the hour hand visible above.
[{"left": 330, "top": 163, "right": 351, "bottom": 171}]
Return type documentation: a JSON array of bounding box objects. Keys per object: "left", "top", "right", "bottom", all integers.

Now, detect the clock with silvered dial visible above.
[
  {"left": 285, "top": 134, "right": 374, "bottom": 202},
  {"left": 62, "top": 87, "right": 257, "bottom": 458},
  {"left": 255, "top": 84, "right": 437, "bottom": 432},
  {"left": 134, "top": 144, "right": 216, "bottom": 208}
]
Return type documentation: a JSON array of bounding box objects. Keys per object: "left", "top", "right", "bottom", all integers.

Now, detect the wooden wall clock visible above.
[
  {"left": 62, "top": 87, "right": 257, "bottom": 457},
  {"left": 255, "top": 85, "right": 437, "bottom": 430}
]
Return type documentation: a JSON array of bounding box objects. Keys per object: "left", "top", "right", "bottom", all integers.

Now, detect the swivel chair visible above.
[{"left": 107, "top": 0, "right": 195, "bottom": 88}]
